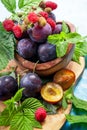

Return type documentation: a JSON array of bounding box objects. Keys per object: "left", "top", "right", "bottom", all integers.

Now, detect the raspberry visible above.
[
  {"left": 3, "top": 19, "right": 14, "bottom": 31},
  {"left": 39, "top": 11, "right": 48, "bottom": 19},
  {"left": 45, "top": 1, "right": 57, "bottom": 10},
  {"left": 27, "top": 12, "right": 39, "bottom": 23},
  {"left": 47, "top": 18, "right": 56, "bottom": 30},
  {"left": 35, "top": 107, "right": 47, "bottom": 122},
  {"left": 12, "top": 25, "right": 22, "bottom": 38}
]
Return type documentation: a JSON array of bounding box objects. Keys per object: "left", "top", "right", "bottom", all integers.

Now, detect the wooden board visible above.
[{"left": 0, "top": 57, "right": 85, "bottom": 130}]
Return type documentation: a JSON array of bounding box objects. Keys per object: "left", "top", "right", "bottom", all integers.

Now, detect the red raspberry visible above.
[
  {"left": 47, "top": 18, "right": 56, "bottom": 30},
  {"left": 3, "top": 19, "right": 14, "bottom": 31},
  {"left": 12, "top": 25, "right": 22, "bottom": 38},
  {"left": 45, "top": 1, "right": 57, "bottom": 10},
  {"left": 28, "top": 12, "right": 39, "bottom": 23},
  {"left": 39, "top": 11, "right": 48, "bottom": 19},
  {"left": 35, "top": 107, "right": 47, "bottom": 122}
]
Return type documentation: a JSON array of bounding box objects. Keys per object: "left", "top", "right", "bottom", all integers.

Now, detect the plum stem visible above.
[
  {"left": 17, "top": 74, "right": 20, "bottom": 87},
  {"left": 33, "top": 60, "right": 39, "bottom": 73}
]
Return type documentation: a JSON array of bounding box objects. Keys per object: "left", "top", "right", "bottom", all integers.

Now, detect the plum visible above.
[
  {"left": 20, "top": 72, "right": 42, "bottom": 98},
  {"left": 53, "top": 23, "right": 62, "bottom": 34},
  {"left": 28, "top": 23, "right": 52, "bottom": 43},
  {"left": 38, "top": 42, "right": 57, "bottom": 62},
  {"left": 17, "top": 38, "right": 37, "bottom": 60},
  {"left": 48, "top": 12, "right": 56, "bottom": 21},
  {"left": 0, "top": 76, "right": 18, "bottom": 100}
]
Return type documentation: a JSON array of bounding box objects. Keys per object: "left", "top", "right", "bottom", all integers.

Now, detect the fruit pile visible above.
[
  {"left": 1, "top": 0, "right": 87, "bottom": 129},
  {"left": 3, "top": 1, "right": 69, "bottom": 63},
  {"left": 0, "top": 1, "right": 76, "bottom": 128},
  {"left": 1, "top": 0, "right": 75, "bottom": 108},
  {"left": 0, "top": 68, "right": 75, "bottom": 104}
]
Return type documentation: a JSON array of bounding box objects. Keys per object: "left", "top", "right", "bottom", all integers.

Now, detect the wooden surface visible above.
[{"left": 0, "top": 57, "right": 85, "bottom": 130}]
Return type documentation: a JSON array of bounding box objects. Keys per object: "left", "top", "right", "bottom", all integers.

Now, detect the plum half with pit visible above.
[
  {"left": 38, "top": 42, "right": 57, "bottom": 62},
  {"left": 20, "top": 72, "right": 42, "bottom": 98},
  {"left": 0, "top": 76, "right": 18, "bottom": 100},
  {"left": 41, "top": 82, "right": 63, "bottom": 104},
  {"left": 17, "top": 38, "right": 37, "bottom": 60},
  {"left": 28, "top": 23, "right": 52, "bottom": 43}
]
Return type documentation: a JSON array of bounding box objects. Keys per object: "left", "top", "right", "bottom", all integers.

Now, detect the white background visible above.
[{"left": 0, "top": 0, "right": 87, "bottom": 35}]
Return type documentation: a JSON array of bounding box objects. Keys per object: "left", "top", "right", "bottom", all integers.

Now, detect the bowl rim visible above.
[{"left": 15, "top": 21, "right": 76, "bottom": 71}]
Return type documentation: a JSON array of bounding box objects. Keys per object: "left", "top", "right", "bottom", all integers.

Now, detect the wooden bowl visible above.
[{"left": 15, "top": 21, "right": 76, "bottom": 76}]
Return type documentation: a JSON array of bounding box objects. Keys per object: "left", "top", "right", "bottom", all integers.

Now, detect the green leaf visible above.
[
  {"left": 72, "top": 45, "right": 81, "bottom": 63},
  {"left": 48, "top": 33, "right": 68, "bottom": 57},
  {"left": 23, "top": 0, "right": 42, "bottom": 7},
  {"left": 61, "top": 86, "right": 73, "bottom": 109},
  {"left": 0, "top": 22, "right": 15, "bottom": 70},
  {"left": 66, "top": 115, "right": 87, "bottom": 124},
  {"left": 0, "top": 71, "right": 11, "bottom": 77},
  {"left": 76, "top": 41, "right": 87, "bottom": 56},
  {"left": 4, "top": 98, "right": 14, "bottom": 107},
  {"left": 9, "top": 71, "right": 16, "bottom": 79},
  {"left": 48, "top": 32, "right": 66, "bottom": 44},
  {"left": 0, "top": 107, "right": 16, "bottom": 126},
  {"left": 4, "top": 89, "right": 24, "bottom": 112},
  {"left": 72, "top": 96, "right": 87, "bottom": 111},
  {"left": 24, "top": 109, "right": 42, "bottom": 129},
  {"left": 18, "top": 0, "right": 24, "bottom": 9},
  {"left": 10, "top": 110, "right": 42, "bottom": 130},
  {"left": 64, "top": 85, "right": 73, "bottom": 97},
  {"left": 48, "top": 31, "right": 87, "bottom": 62},
  {"left": 10, "top": 111, "right": 33, "bottom": 130},
  {"left": 21, "top": 98, "right": 44, "bottom": 112},
  {"left": 13, "top": 88, "right": 24, "bottom": 102},
  {"left": 62, "top": 96, "right": 68, "bottom": 109},
  {"left": 2, "top": 95, "right": 43, "bottom": 129},
  {"left": 1, "top": 0, "right": 16, "bottom": 13},
  {"left": 56, "top": 41, "right": 68, "bottom": 57},
  {"left": 0, "top": 109, "right": 11, "bottom": 126},
  {"left": 62, "top": 21, "right": 70, "bottom": 33},
  {"left": 18, "top": 0, "right": 42, "bottom": 9},
  {"left": 0, "top": 70, "right": 16, "bottom": 78},
  {"left": 41, "top": 100, "right": 59, "bottom": 114}
]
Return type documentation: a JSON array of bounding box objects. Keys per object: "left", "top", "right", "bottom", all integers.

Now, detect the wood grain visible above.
[{"left": 0, "top": 57, "right": 85, "bottom": 130}]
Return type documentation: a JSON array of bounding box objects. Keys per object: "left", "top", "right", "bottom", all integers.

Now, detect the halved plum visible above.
[
  {"left": 53, "top": 69, "right": 75, "bottom": 90},
  {"left": 41, "top": 82, "right": 63, "bottom": 104}
]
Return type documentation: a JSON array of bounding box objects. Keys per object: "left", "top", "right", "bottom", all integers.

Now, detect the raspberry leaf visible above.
[
  {"left": 0, "top": 109, "right": 11, "bottom": 126},
  {"left": 0, "top": 22, "right": 15, "bottom": 70},
  {"left": 18, "top": 0, "right": 24, "bottom": 9},
  {"left": 18, "top": 0, "right": 42, "bottom": 9},
  {"left": 10, "top": 110, "right": 42, "bottom": 130},
  {"left": 21, "top": 98, "right": 44, "bottom": 112},
  {"left": 0, "top": 90, "right": 43, "bottom": 129},
  {"left": 0, "top": 106, "right": 17, "bottom": 126},
  {"left": 10, "top": 111, "right": 33, "bottom": 130},
  {"left": 1, "top": 0, "right": 16, "bottom": 13}
]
